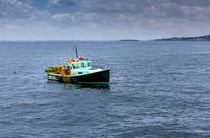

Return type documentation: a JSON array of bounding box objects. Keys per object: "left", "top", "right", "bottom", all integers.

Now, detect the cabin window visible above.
[
  {"left": 87, "top": 62, "right": 91, "bottom": 67},
  {"left": 75, "top": 64, "right": 79, "bottom": 69},
  {"left": 72, "top": 64, "right": 75, "bottom": 69},
  {"left": 78, "top": 72, "right": 83, "bottom": 74},
  {"left": 81, "top": 63, "right": 84, "bottom": 68},
  {"left": 72, "top": 63, "right": 79, "bottom": 69}
]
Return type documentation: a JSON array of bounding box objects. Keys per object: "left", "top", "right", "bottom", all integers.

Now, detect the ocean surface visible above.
[{"left": 0, "top": 41, "right": 210, "bottom": 137}]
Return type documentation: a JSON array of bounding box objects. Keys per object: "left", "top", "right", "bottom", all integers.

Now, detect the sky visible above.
[{"left": 0, "top": 0, "right": 210, "bottom": 40}]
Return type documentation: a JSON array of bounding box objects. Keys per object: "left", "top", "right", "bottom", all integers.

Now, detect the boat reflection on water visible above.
[{"left": 47, "top": 80, "right": 110, "bottom": 89}]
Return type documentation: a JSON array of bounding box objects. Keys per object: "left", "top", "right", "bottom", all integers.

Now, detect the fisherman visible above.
[
  {"left": 62, "top": 66, "right": 67, "bottom": 75},
  {"left": 66, "top": 66, "right": 70, "bottom": 75}
]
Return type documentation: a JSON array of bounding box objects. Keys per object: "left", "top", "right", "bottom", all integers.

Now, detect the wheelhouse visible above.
[
  {"left": 70, "top": 61, "right": 91, "bottom": 70},
  {"left": 63, "top": 58, "right": 92, "bottom": 76}
]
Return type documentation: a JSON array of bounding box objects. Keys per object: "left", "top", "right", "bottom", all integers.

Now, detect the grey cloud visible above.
[
  {"left": 0, "top": 0, "right": 33, "bottom": 18},
  {"left": 149, "top": 1, "right": 210, "bottom": 20},
  {"left": 48, "top": 0, "right": 210, "bottom": 38},
  {"left": 79, "top": 0, "right": 141, "bottom": 12},
  {"left": 49, "top": 0, "right": 210, "bottom": 22},
  {"left": 48, "top": 0, "right": 78, "bottom": 7},
  {"left": 52, "top": 13, "right": 73, "bottom": 21},
  {"left": 48, "top": 0, "right": 59, "bottom": 5},
  {"left": 1, "top": 0, "right": 210, "bottom": 40}
]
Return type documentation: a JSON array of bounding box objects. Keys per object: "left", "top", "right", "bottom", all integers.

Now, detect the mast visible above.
[{"left": 75, "top": 44, "right": 78, "bottom": 58}]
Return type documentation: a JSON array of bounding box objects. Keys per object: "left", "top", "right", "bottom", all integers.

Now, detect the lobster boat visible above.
[{"left": 45, "top": 57, "right": 110, "bottom": 87}]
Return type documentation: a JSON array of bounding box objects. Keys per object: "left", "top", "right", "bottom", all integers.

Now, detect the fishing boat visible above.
[{"left": 45, "top": 46, "right": 110, "bottom": 87}]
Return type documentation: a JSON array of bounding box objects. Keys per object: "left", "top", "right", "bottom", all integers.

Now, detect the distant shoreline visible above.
[
  {"left": 155, "top": 35, "right": 210, "bottom": 42},
  {"left": 120, "top": 39, "right": 140, "bottom": 41}
]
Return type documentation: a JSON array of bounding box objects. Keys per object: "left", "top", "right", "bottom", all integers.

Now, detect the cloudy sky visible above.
[{"left": 0, "top": 0, "right": 210, "bottom": 40}]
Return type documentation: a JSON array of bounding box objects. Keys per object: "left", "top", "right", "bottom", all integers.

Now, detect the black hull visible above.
[
  {"left": 47, "top": 73, "right": 63, "bottom": 81},
  {"left": 70, "top": 69, "right": 110, "bottom": 87}
]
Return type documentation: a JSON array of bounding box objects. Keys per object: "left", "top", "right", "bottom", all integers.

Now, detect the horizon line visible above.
[{"left": 0, "top": 39, "right": 150, "bottom": 42}]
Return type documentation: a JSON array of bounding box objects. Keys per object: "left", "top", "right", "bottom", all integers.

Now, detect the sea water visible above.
[{"left": 0, "top": 41, "right": 210, "bottom": 137}]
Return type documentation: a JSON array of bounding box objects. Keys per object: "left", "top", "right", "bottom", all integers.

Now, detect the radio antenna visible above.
[{"left": 75, "top": 44, "right": 78, "bottom": 58}]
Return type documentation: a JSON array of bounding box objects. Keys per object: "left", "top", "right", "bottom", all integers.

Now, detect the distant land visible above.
[
  {"left": 155, "top": 35, "right": 210, "bottom": 41},
  {"left": 120, "top": 39, "right": 140, "bottom": 41}
]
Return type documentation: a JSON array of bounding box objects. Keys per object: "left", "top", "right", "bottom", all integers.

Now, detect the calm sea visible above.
[{"left": 0, "top": 41, "right": 210, "bottom": 137}]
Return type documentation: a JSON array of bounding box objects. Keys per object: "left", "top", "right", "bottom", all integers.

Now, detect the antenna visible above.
[{"left": 75, "top": 44, "right": 78, "bottom": 58}]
